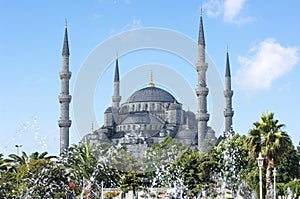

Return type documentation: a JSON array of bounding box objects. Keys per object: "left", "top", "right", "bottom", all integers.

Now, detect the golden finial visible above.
[
  {"left": 226, "top": 45, "right": 229, "bottom": 53},
  {"left": 186, "top": 117, "right": 190, "bottom": 130},
  {"left": 65, "top": 19, "right": 68, "bottom": 28},
  {"left": 148, "top": 70, "right": 155, "bottom": 88}
]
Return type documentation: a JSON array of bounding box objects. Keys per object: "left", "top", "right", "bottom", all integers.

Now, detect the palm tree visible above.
[
  {"left": 8, "top": 151, "right": 28, "bottom": 167},
  {"left": 247, "top": 112, "right": 293, "bottom": 199},
  {"left": 29, "top": 151, "right": 56, "bottom": 161}
]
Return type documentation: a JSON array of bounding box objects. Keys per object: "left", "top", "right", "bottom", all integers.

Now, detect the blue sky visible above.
[{"left": 0, "top": 0, "right": 299, "bottom": 156}]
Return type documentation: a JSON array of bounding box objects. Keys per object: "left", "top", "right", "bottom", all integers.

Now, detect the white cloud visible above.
[
  {"left": 235, "top": 38, "right": 298, "bottom": 95},
  {"left": 203, "top": 0, "right": 251, "bottom": 25},
  {"left": 203, "top": 0, "right": 223, "bottom": 18},
  {"left": 224, "top": 0, "right": 247, "bottom": 23},
  {"left": 122, "top": 18, "right": 143, "bottom": 30},
  {"left": 112, "top": 0, "right": 131, "bottom": 5}
]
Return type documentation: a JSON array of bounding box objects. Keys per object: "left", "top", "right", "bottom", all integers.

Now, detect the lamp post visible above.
[
  {"left": 15, "top": 144, "right": 22, "bottom": 156},
  {"left": 101, "top": 181, "right": 104, "bottom": 199},
  {"left": 273, "top": 168, "right": 276, "bottom": 199},
  {"left": 257, "top": 152, "right": 264, "bottom": 199}
]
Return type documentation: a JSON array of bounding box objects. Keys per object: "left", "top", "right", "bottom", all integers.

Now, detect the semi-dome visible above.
[{"left": 126, "top": 87, "right": 176, "bottom": 103}]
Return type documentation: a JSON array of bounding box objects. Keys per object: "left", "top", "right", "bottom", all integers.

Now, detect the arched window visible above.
[{"left": 151, "top": 103, "right": 155, "bottom": 111}]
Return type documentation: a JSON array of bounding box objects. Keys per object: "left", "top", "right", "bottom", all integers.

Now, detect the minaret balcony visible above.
[
  {"left": 59, "top": 94, "right": 72, "bottom": 103},
  {"left": 58, "top": 119, "right": 72, "bottom": 127},
  {"left": 224, "top": 90, "right": 233, "bottom": 97},
  {"left": 196, "top": 87, "right": 209, "bottom": 96},
  {"left": 195, "top": 62, "right": 208, "bottom": 72},
  {"left": 197, "top": 113, "right": 209, "bottom": 121},
  {"left": 59, "top": 71, "right": 72, "bottom": 79},
  {"left": 224, "top": 109, "right": 234, "bottom": 117}
]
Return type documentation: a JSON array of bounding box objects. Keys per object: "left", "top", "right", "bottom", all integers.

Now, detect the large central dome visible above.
[{"left": 126, "top": 87, "right": 176, "bottom": 103}]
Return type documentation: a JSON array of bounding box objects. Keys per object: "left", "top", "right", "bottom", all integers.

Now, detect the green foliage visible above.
[
  {"left": 61, "top": 142, "right": 121, "bottom": 198},
  {"left": 142, "top": 137, "right": 187, "bottom": 188},
  {"left": 120, "top": 172, "right": 143, "bottom": 196},
  {"left": 0, "top": 151, "right": 68, "bottom": 198},
  {"left": 214, "top": 134, "right": 249, "bottom": 193},
  {"left": 276, "top": 147, "right": 300, "bottom": 183},
  {"left": 276, "top": 180, "right": 300, "bottom": 197},
  {"left": 106, "top": 145, "right": 141, "bottom": 172},
  {"left": 246, "top": 112, "right": 294, "bottom": 198},
  {"left": 170, "top": 148, "right": 216, "bottom": 197},
  {"left": 276, "top": 183, "right": 285, "bottom": 196},
  {"left": 20, "top": 159, "right": 69, "bottom": 197},
  {"left": 105, "top": 190, "right": 120, "bottom": 199},
  {"left": 1, "top": 113, "right": 299, "bottom": 198}
]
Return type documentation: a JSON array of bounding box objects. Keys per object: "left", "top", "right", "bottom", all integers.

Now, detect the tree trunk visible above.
[
  {"left": 85, "top": 181, "right": 92, "bottom": 199},
  {"left": 266, "top": 163, "right": 272, "bottom": 199}
]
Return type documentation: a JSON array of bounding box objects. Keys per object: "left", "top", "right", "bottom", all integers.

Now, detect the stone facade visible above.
[
  {"left": 59, "top": 24, "right": 72, "bottom": 154},
  {"left": 82, "top": 77, "right": 208, "bottom": 159},
  {"left": 224, "top": 49, "right": 234, "bottom": 133},
  {"left": 72, "top": 11, "right": 234, "bottom": 157}
]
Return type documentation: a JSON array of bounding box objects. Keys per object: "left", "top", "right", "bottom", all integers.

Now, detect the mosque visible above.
[{"left": 58, "top": 10, "right": 234, "bottom": 157}]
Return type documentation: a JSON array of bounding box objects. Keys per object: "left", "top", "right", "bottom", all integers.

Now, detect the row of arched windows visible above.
[
  {"left": 116, "top": 124, "right": 162, "bottom": 131},
  {"left": 120, "top": 102, "right": 168, "bottom": 113}
]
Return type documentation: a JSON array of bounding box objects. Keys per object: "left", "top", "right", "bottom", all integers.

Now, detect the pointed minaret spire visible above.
[
  {"left": 62, "top": 20, "right": 70, "bottom": 56},
  {"left": 59, "top": 21, "right": 72, "bottom": 154},
  {"left": 112, "top": 53, "right": 121, "bottom": 108},
  {"left": 114, "top": 52, "right": 120, "bottom": 82},
  {"left": 225, "top": 46, "right": 231, "bottom": 77},
  {"left": 198, "top": 7, "right": 206, "bottom": 46},
  {"left": 224, "top": 47, "right": 234, "bottom": 133},
  {"left": 195, "top": 8, "right": 210, "bottom": 152}
]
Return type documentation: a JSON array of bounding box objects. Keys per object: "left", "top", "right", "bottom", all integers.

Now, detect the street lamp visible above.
[
  {"left": 15, "top": 144, "right": 23, "bottom": 156},
  {"left": 257, "top": 152, "right": 264, "bottom": 199},
  {"left": 101, "top": 181, "right": 104, "bottom": 199},
  {"left": 273, "top": 168, "right": 276, "bottom": 199}
]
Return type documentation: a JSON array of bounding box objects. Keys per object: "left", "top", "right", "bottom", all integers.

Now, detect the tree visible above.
[
  {"left": 276, "top": 147, "right": 300, "bottom": 182},
  {"left": 142, "top": 137, "right": 187, "bottom": 188},
  {"left": 18, "top": 158, "right": 69, "bottom": 198},
  {"left": 0, "top": 151, "right": 65, "bottom": 198},
  {"left": 120, "top": 172, "right": 143, "bottom": 198},
  {"left": 61, "top": 142, "right": 121, "bottom": 198},
  {"left": 213, "top": 134, "right": 249, "bottom": 197},
  {"left": 247, "top": 112, "right": 293, "bottom": 199},
  {"left": 170, "top": 149, "right": 217, "bottom": 197}
]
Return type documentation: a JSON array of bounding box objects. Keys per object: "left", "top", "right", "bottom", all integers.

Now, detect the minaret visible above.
[
  {"left": 58, "top": 21, "right": 72, "bottom": 154},
  {"left": 112, "top": 53, "right": 121, "bottom": 108},
  {"left": 195, "top": 8, "right": 210, "bottom": 151},
  {"left": 224, "top": 47, "right": 234, "bottom": 133}
]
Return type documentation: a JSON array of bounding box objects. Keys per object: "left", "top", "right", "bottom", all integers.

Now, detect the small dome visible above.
[
  {"left": 169, "top": 102, "right": 181, "bottom": 110},
  {"left": 126, "top": 87, "right": 176, "bottom": 103},
  {"left": 207, "top": 127, "right": 217, "bottom": 140},
  {"left": 104, "top": 107, "right": 112, "bottom": 113}
]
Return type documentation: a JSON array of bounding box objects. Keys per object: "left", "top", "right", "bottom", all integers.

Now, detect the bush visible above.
[{"left": 105, "top": 191, "right": 120, "bottom": 199}]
